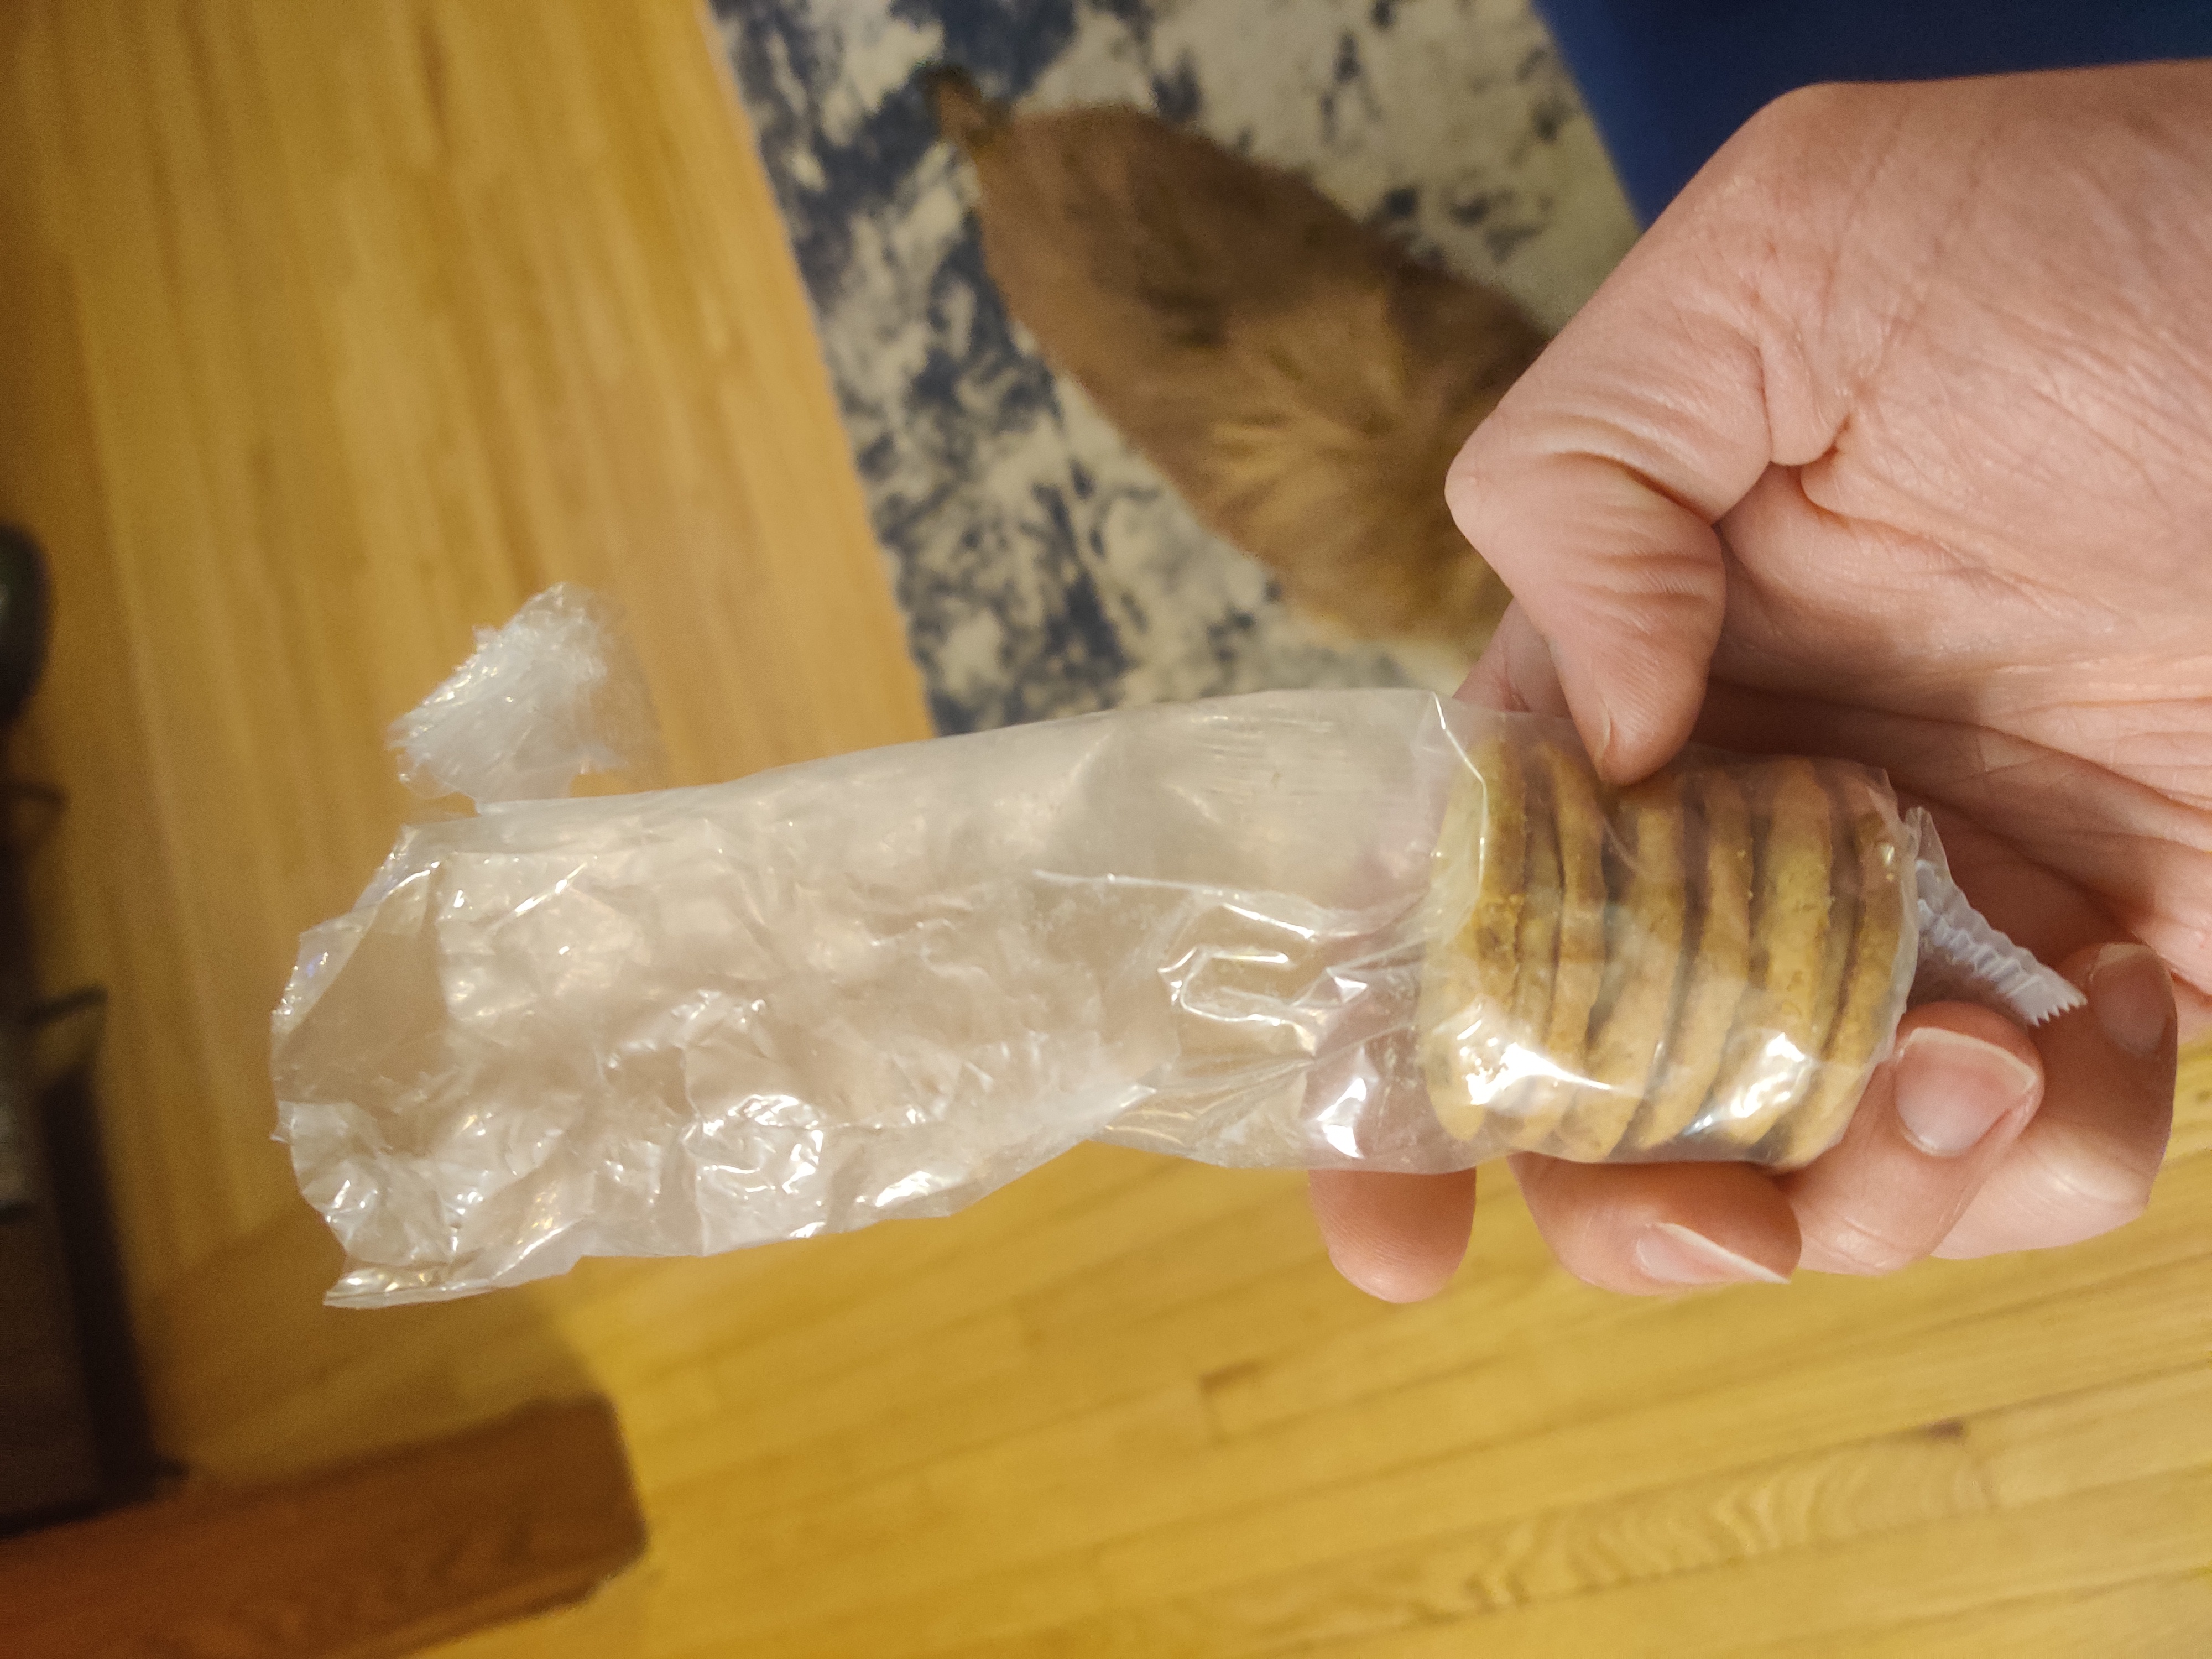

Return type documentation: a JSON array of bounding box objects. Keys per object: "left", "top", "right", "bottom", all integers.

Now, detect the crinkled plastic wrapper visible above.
[{"left": 275, "top": 589, "right": 2080, "bottom": 1306}]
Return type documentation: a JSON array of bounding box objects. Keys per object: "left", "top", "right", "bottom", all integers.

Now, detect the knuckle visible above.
[
  {"left": 1806, "top": 1209, "right": 1926, "bottom": 1277},
  {"left": 2037, "top": 1148, "right": 2156, "bottom": 1240},
  {"left": 1728, "top": 82, "right": 1880, "bottom": 184},
  {"left": 1745, "top": 81, "right": 1865, "bottom": 143},
  {"left": 1694, "top": 81, "right": 1887, "bottom": 232},
  {"left": 1441, "top": 444, "right": 1489, "bottom": 521},
  {"left": 1443, "top": 432, "right": 1520, "bottom": 536},
  {"left": 2044, "top": 1177, "right": 2150, "bottom": 1239}
]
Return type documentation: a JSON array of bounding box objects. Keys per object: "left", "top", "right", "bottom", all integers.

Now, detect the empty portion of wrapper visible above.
[{"left": 277, "top": 686, "right": 1478, "bottom": 1305}]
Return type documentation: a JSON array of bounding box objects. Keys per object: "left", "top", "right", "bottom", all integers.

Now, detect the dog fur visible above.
[{"left": 933, "top": 69, "right": 1546, "bottom": 659}]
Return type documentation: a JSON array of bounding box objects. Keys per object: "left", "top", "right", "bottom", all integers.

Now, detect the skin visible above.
[{"left": 1312, "top": 62, "right": 2209, "bottom": 1298}]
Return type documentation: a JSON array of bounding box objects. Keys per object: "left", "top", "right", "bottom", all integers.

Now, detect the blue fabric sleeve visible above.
[{"left": 1532, "top": 1, "right": 2212, "bottom": 223}]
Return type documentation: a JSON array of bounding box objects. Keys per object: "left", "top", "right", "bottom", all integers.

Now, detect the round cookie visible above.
[
  {"left": 1768, "top": 773, "right": 1914, "bottom": 1167},
  {"left": 1550, "top": 773, "right": 1689, "bottom": 1161},
  {"left": 1492, "top": 752, "right": 1566, "bottom": 1147},
  {"left": 1769, "top": 775, "right": 1863, "bottom": 1136},
  {"left": 1420, "top": 734, "right": 1530, "bottom": 1142},
  {"left": 1507, "top": 739, "right": 1610, "bottom": 1151},
  {"left": 1625, "top": 768, "right": 1752, "bottom": 1151},
  {"left": 1700, "top": 758, "right": 1837, "bottom": 1150}
]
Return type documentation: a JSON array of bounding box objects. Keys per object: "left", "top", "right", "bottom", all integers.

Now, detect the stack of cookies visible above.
[{"left": 1419, "top": 732, "right": 1917, "bottom": 1169}]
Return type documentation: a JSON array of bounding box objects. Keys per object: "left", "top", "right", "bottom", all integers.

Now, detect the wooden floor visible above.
[{"left": 1, "top": 3, "right": 2208, "bottom": 1655}]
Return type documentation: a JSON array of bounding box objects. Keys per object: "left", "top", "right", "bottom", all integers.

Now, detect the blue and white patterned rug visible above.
[{"left": 712, "top": 0, "right": 1636, "bottom": 733}]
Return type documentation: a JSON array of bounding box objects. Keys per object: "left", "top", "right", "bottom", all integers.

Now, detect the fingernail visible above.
[
  {"left": 1892, "top": 1027, "right": 2040, "bottom": 1157},
  {"left": 1634, "top": 1221, "right": 1788, "bottom": 1286},
  {"left": 2088, "top": 943, "right": 2172, "bottom": 1058}
]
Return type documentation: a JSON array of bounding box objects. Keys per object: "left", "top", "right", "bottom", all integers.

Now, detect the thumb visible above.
[{"left": 1444, "top": 207, "right": 1777, "bottom": 782}]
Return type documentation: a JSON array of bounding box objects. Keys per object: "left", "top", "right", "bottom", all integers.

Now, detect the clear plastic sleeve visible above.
[
  {"left": 387, "top": 586, "right": 660, "bottom": 805},
  {"left": 274, "top": 591, "right": 2079, "bottom": 1305}
]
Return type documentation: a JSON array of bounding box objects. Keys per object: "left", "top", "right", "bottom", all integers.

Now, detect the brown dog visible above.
[{"left": 932, "top": 69, "right": 1545, "bottom": 659}]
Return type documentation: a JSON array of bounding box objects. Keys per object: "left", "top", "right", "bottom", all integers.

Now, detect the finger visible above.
[
  {"left": 2177, "top": 979, "right": 2211, "bottom": 1044},
  {"left": 1936, "top": 942, "right": 2177, "bottom": 1258},
  {"left": 1443, "top": 82, "right": 1940, "bottom": 785},
  {"left": 1455, "top": 603, "right": 1571, "bottom": 717},
  {"left": 1442, "top": 226, "right": 1767, "bottom": 780},
  {"left": 1446, "top": 366, "right": 1737, "bottom": 782},
  {"left": 1307, "top": 1168, "right": 1477, "bottom": 1302},
  {"left": 1781, "top": 1004, "right": 2043, "bottom": 1276},
  {"left": 1510, "top": 1154, "right": 1798, "bottom": 1294}
]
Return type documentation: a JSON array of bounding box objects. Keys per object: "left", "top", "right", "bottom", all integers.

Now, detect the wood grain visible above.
[
  {"left": 0, "top": 1398, "right": 645, "bottom": 1659},
  {"left": 0, "top": 3, "right": 2206, "bottom": 1657},
  {"left": 1726, "top": 1577, "right": 2212, "bottom": 1659},
  {"left": 0, "top": 0, "right": 928, "bottom": 1308}
]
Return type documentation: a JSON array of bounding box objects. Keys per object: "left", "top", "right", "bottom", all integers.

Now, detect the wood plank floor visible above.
[{"left": 1, "top": 3, "right": 2206, "bottom": 1655}]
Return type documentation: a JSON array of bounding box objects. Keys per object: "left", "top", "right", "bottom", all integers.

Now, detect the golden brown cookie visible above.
[
  {"left": 1779, "top": 774, "right": 1862, "bottom": 1129},
  {"left": 1420, "top": 735, "right": 1529, "bottom": 1141},
  {"left": 1502, "top": 738, "right": 1610, "bottom": 1151},
  {"left": 1699, "top": 758, "right": 1836, "bottom": 1149},
  {"left": 1490, "top": 752, "right": 1564, "bottom": 1146},
  {"left": 1768, "top": 774, "right": 1914, "bottom": 1167},
  {"left": 1625, "top": 768, "right": 1752, "bottom": 1151},
  {"left": 1540, "top": 743, "right": 1609, "bottom": 1067},
  {"left": 1550, "top": 773, "right": 1689, "bottom": 1160}
]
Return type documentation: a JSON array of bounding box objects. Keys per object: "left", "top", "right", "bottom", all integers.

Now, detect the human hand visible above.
[{"left": 1314, "top": 62, "right": 2211, "bottom": 1298}]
